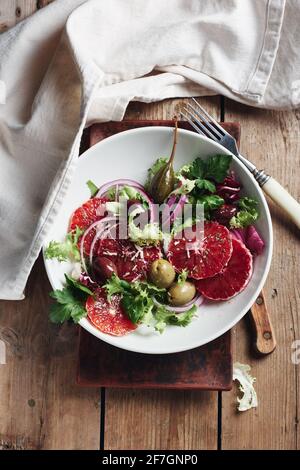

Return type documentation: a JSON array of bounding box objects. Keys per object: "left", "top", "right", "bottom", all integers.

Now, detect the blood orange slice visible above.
[
  {"left": 69, "top": 197, "right": 109, "bottom": 254},
  {"left": 195, "top": 239, "right": 253, "bottom": 300},
  {"left": 167, "top": 221, "right": 232, "bottom": 280},
  {"left": 70, "top": 197, "right": 108, "bottom": 231},
  {"left": 86, "top": 288, "right": 137, "bottom": 336},
  {"left": 96, "top": 239, "right": 161, "bottom": 282}
]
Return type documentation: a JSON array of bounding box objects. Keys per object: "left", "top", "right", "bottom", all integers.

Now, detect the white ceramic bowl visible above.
[{"left": 43, "top": 127, "right": 273, "bottom": 354}]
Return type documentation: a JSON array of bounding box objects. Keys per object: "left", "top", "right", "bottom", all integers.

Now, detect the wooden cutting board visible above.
[{"left": 76, "top": 120, "right": 241, "bottom": 390}]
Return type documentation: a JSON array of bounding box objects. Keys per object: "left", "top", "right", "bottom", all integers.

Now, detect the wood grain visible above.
[
  {"left": 0, "top": 1, "right": 100, "bottom": 450},
  {"left": 104, "top": 96, "right": 221, "bottom": 450},
  {"left": 77, "top": 325, "right": 232, "bottom": 390},
  {"left": 0, "top": 0, "right": 299, "bottom": 451},
  {"left": 222, "top": 100, "right": 300, "bottom": 450},
  {"left": 105, "top": 389, "right": 217, "bottom": 450},
  {"left": 0, "top": 1, "right": 54, "bottom": 31},
  {"left": 249, "top": 289, "right": 276, "bottom": 355},
  {"left": 0, "top": 257, "right": 101, "bottom": 450}
]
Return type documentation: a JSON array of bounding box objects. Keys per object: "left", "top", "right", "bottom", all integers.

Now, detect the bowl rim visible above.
[{"left": 43, "top": 125, "right": 273, "bottom": 354}]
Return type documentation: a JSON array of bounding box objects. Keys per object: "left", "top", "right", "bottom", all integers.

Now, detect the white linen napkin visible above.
[{"left": 0, "top": 0, "right": 298, "bottom": 300}]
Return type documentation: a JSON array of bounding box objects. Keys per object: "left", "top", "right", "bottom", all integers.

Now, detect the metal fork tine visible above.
[
  {"left": 180, "top": 109, "right": 216, "bottom": 140},
  {"left": 180, "top": 111, "right": 207, "bottom": 138},
  {"left": 187, "top": 103, "right": 223, "bottom": 139},
  {"left": 181, "top": 107, "right": 220, "bottom": 141},
  {"left": 191, "top": 97, "right": 227, "bottom": 136}
]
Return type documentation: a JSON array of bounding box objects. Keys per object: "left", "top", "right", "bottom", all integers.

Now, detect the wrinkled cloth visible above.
[{"left": 0, "top": 0, "right": 299, "bottom": 299}]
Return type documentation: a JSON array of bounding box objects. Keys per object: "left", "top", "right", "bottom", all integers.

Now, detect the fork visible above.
[
  {"left": 181, "top": 99, "right": 279, "bottom": 356},
  {"left": 181, "top": 98, "right": 300, "bottom": 229}
]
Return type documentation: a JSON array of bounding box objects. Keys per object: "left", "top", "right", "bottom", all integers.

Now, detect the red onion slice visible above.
[
  {"left": 89, "top": 222, "right": 118, "bottom": 269},
  {"left": 96, "top": 179, "right": 144, "bottom": 198},
  {"left": 161, "top": 194, "right": 188, "bottom": 230},
  {"left": 79, "top": 217, "right": 117, "bottom": 273},
  {"left": 96, "top": 179, "right": 155, "bottom": 222},
  {"left": 152, "top": 293, "right": 203, "bottom": 313}
]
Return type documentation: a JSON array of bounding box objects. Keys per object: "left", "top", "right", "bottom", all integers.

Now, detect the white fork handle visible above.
[{"left": 263, "top": 177, "right": 300, "bottom": 229}]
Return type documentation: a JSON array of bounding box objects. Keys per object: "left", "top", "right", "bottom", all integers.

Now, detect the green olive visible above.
[
  {"left": 148, "top": 259, "right": 176, "bottom": 288},
  {"left": 168, "top": 281, "right": 196, "bottom": 306}
]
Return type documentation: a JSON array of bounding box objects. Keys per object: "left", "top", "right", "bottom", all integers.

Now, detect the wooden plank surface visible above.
[
  {"left": 0, "top": 261, "right": 101, "bottom": 450},
  {"left": 0, "top": 1, "right": 54, "bottom": 31},
  {"left": 0, "top": 0, "right": 101, "bottom": 451},
  {"left": 0, "top": 0, "right": 299, "bottom": 451},
  {"left": 221, "top": 100, "right": 300, "bottom": 450},
  {"left": 104, "top": 97, "right": 221, "bottom": 450}
]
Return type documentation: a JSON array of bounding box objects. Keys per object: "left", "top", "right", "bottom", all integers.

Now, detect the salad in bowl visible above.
[{"left": 43, "top": 123, "right": 272, "bottom": 353}]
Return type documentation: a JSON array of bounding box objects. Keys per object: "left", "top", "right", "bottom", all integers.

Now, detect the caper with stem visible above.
[{"left": 149, "top": 117, "right": 178, "bottom": 203}]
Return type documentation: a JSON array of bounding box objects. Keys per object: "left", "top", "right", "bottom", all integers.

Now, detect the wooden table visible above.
[{"left": 0, "top": 1, "right": 299, "bottom": 451}]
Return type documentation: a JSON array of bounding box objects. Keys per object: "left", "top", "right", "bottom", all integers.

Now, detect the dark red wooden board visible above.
[
  {"left": 77, "top": 120, "right": 241, "bottom": 390},
  {"left": 77, "top": 327, "right": 232, "bottom": 390},
  {"left": 89, "top": 120, "right": 240, "bottom": 148}
]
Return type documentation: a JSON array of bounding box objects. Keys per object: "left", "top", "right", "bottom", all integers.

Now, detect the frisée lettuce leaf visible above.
[
  {"left": 44, "top": 226, "right": 83, "bottom": 263},
  {"left": 172, "top": 175, "right": 196, "bottom": 195},
  {"left": 119, "top": 185, "right": 149, "bottom": 209},
  {"left": 103, "top": 275, "right": 196, "bottom": 333},
  {"left": 128, "top": 207, "right": 162, "bottom": 245},
  {"left": 233, "top": 362, "right": 258, "bottom": 412},
  {"left": 154, "top": 305, "right": 197, "bottom": 334},
  {"left": 230, "top": 197, "right": 259, "bottom": 228},
  {"left": 104, "top": 275, "right": 165, "bottom": 301},
  {"left": 104, "top": 275, "right": 164, "bottom": 325}
]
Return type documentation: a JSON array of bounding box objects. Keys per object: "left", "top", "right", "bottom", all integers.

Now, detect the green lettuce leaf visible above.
[
  {"left": 172, "top": 175, "right": 196, "bottom": 196},
  {"left": 204, "top": 154, "right": 232, "bottom": 183},
  {"left": 86, "top": 180, "right": 99, "bottom": 197},
  {"left": 103, "top": 275, "right": 197, "bottom": 332},
  {"left": 44, "top": 226, "right": 83, "bottom": 262},
  {"left": 104, "top": 275, "right": 165, "bottom": 325},
  {"left": 238, "top": 196, "right": 259, "bottom": 212},
  {"left": 104, "top": 275, "right": 165, "bottom": 301},
  {"left": 195, "top": 178, "right": 216, "bottom": 193},
  {"left": 122, "top": 292, "right": 153, "bottom": 324},
  {"left": 183, "top": 154, "right": 232, "bottom": 183},
  {"left": 192, "top": 194, "right": 224, "bottom": 219},
  {"left": 104, "top": 275, "right": 132, "bottom": 301},
  {"left": 49, "top": 274, "right": 93, "bottom": 324},
  {"left": 177, "top": 269, "right": 188, "bottom": 285},
  {"left": 118, "top": 185, "right": 149, "bottom": 209},
  {"left": 128, "top": 207, "right": 162, "bottom": 245},
  {"left": 175, "top": 155, "right": 231, "bottom": 202},
  {"left": 154, "top": 305, "right": 197, "bottom": 333},
  {"left": 230, "top": 197, "right": 259, "bottom": 228}
]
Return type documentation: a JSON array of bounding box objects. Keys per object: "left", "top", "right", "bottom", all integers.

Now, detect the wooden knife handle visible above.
[{"left": 249, "top": 290, "right": 276, "bottom": 355}]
